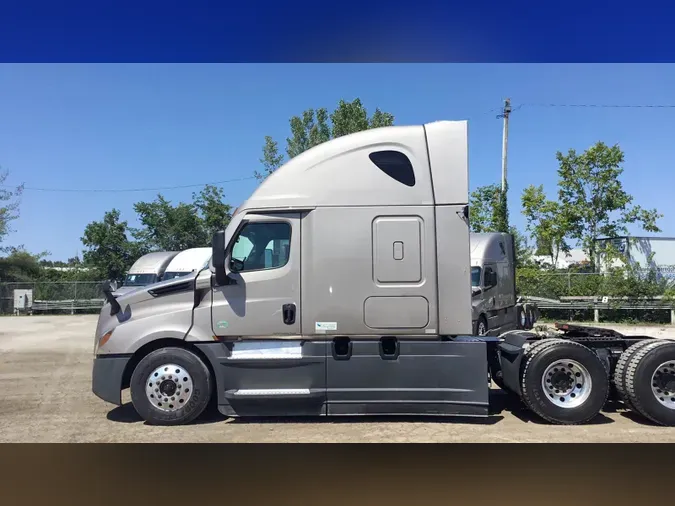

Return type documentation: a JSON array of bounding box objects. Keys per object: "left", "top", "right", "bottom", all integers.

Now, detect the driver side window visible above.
[{"left": 230, "top": 221, "right": 291, "bottom": 272}]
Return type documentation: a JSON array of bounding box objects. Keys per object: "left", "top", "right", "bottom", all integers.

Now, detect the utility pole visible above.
[
  {"left": 496, "top": 98, "right": 512, "bottom": 233},
  {"left": 499, "top": 98, "right": 512, "bottom": 193}
]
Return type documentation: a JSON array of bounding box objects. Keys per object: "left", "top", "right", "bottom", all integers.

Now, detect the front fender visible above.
[{"left": 97, "top": 291, "right": 196, "bottom": 355}]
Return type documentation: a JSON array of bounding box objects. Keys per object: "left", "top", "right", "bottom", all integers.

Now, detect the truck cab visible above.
[
  {"left": 470, "top": 232, "right": 518, "bottom": 336},
  {"left": 91, "top": 120, "right": 675, "bottom": 428},
  {"left": 162, "top": 248, "right": 212, "bottom": 281},
  {"left": 113, "top": 251, "right": 179, "bottom": 297}
]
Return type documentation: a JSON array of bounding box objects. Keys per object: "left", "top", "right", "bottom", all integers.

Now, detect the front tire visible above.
[
  {"left": 130, "top": 347, "right": 213, "bottom": 426},
  {"left": 520, "top": 339, "right": 609, "bottom": 424},
  {"left": 475, "top": 316, "right": 488, "bottom": 336}
]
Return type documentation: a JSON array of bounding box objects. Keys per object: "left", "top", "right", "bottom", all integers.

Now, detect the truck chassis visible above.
[{"left": 96, "top": 318, "right": 675, "bottom": 427}]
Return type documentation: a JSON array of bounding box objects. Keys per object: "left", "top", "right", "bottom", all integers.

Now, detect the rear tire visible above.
[
  {"left": 529, "top": 307, "right": 537, "bottom": 326},
  {"left": 130, "top": 347, "right": 213, "bottom": 426},
  {"left": 517, "top": 306, "right": 526, "bottom": 330},
  {"left": 624, "top": 340, "right": 675, "bottom": 426},
  {"left": 526, "top": 307, "right": 535, "bottom": 329},
  {"left": 520, "top": 339, "right": 609, "bottom": 424},
  {"left": 613, "top": 340, "right": 655, "bottom": 411}
]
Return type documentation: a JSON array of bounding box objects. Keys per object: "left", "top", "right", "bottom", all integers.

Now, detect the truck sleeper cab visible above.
[{"left": 92, "top": 121, "right": 675, "bottom": 427}]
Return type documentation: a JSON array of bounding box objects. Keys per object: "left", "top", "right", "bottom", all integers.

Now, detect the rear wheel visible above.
[
  {"left": 529, "top": 307, "right": 537, "bottom": 326},
  {"left": 130, "top": 347, "right": 213, "bottom": 426},
  {"left": 517, "top": 306, "right": 527, "bottom": 329},
  {"left": 526, "top": 307, "right": 535, "bottom": 329},
  {"left": 520, "top": 339, "right": 609, "bottom": 424},
  {"left": 624, "top": 340, "right": 675, "bottom": 426},
  {"left": 613, "top": 340, "right": 655, "bottom": 411}
]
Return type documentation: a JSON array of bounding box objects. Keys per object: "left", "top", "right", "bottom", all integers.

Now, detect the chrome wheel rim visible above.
[
  {"left": 478, "top": 321, "right": 487, "bottom": 335},
  {"left": 651, "top": 361, "right": 675, "bottom": 409},
  {"left": 541, "top": 359, "right": 592, "bottom": 408},
  {"left": 520, "top": 311, "right": 527, "bottom": 327},
  {"left": 145, "top": 363, "right": 193, "bottom": 412}
]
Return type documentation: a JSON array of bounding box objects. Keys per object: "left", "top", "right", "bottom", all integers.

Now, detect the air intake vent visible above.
[{"left": 148, "top": 280, "right": 193, "bottom": 297}]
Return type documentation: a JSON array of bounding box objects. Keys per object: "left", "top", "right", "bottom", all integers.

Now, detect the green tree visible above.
[
  {"left": 510, "top": 226, "right": 532, "bottom": 268},
  {"left": 0, "top": 246, "right": 48, "bottom": 282},
  {"left": 81, "top": 209, "right": 145, "bottom": 281},
  {"left": 556, "top": 142, "right": 661, "bottom": 269},
  {"left": 192, "top": 184, "right": 232, "bottom": 236},
  {"left": 133, "top": 185, "right": 232, "bottom": 250},
  {"left": 469, "top": 184, "right": 503, "bottom": 233},
  {"left": 256, "top": 98, "right": 395, "bottom": 180},
  {"left": 521, "top": 184, "right": 573, "bottom": 267},
  {"left": 469, "top": 184, "right": 530, "bottom": 267},
  {"left": 132, "top": 195, "right": 209, "bottom": 251},
  {"left": 255, "top": 136, "right": 285, "bottom": 181},
  {"left": 0, "top": 169, "right": 24, "bottom": 248}
]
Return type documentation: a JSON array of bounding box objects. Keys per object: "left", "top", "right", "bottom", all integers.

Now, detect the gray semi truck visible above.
[
  {"left": 91, "top": 120, "right": 675, "bottom": 427},
  {"left": 470, "top": 232, "right": 537, "bottom": 336}
]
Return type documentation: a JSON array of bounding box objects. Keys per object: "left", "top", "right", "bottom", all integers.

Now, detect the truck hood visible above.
[
  {"left": 95, "top": 271, "right": 201, "bottom": 347},
  {"left": 115, "top": 272, "right": 199, "bottom": 305}
]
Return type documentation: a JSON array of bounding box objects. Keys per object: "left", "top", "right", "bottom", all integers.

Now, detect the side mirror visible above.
[
  {"left": 212, "top": 230, "right": 228, "bottom": 286},
  {"left": 230, "top": 258, "right": 245, "bottom": 272}
]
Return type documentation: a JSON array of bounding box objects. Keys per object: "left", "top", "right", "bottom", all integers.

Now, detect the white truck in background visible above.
[
  {"left": 113, "top": 251, "right": 179, "bottom": 297},
  {"left": 162, "top": 248, "right": 213, "bottom": 281},
  {"left": 470, "top": 232, "right": 538, "bottom": 336}
]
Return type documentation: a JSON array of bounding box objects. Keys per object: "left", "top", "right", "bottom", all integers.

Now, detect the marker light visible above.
[{"left": 99, "top": 330, "right": 114, "bottom": 348}]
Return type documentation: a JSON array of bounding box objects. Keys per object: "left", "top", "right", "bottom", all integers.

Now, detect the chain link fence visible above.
[
  {"left": 3, "top": 271, "right": 675, "bottom": 323},
  {"left": 0, "top": 281, "right": 106, "bottom": 315},
  {"left": 517, "top": 270, "right": 675, "bottom": 324},
  {"left": 517, "top": 270, "right": 673, "bottom": 299}
]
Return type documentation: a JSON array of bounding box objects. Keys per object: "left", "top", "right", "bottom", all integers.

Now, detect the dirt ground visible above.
[{"left": 2, "top": 315, "right": 675, "bottom": 443}]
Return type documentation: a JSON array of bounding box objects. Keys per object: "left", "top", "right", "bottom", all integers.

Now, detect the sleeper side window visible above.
[{"left": 369, "top": 150, "right": 416, "bottom": 187}]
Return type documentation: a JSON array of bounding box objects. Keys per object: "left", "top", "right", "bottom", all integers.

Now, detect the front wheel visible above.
[
  {"left": 475, "top": 316, "right": 488, "bottom": 336},
  {"left": 130, "top": 347, "right": 213, "bottom": 426},
  {"left": 520, "top": 339, "right": 609, "bottom": 424}
]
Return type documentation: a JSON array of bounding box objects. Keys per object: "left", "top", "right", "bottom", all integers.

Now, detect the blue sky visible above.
[{"left": 1, "top": 64, "right": 674, "bottom": 260}]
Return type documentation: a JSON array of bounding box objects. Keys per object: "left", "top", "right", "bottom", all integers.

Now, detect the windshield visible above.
[
  {"left": 162, "top": 271, "right": 192, "bottom": 281},
  {"left": 471, "top": 267, "right": 481, "bottom": 287},
  {"left": 123, "top": 273, "right": 158, "bottom": 287}
]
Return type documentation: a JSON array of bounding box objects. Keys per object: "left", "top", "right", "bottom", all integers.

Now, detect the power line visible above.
[
  {"left": 0, "top": 176, "right": 257, "bottom": 193},
  {"left": 5, "top": 102, "right": 675, "bottom": 194},
  {"left": 520, "top": 102, "right": 675, "bottom": 109}
]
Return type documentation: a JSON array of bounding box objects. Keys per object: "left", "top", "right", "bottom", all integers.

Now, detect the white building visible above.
[{"left": 596, "top": 236, "right": 675, "bottom": 281}]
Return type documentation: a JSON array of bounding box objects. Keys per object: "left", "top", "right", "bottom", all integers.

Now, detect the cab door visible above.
[{"left": 211, "top": 212, "right": 301, "bottom": 338}]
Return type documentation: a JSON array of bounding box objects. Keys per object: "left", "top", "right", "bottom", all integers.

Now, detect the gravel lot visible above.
[{"left": 2, "top": 315, "right": 675, "bottom": 442}]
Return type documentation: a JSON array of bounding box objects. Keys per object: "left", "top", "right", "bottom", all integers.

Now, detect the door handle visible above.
[{"left": 282, "top": 303, "right": 296, "bottom": 325}]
